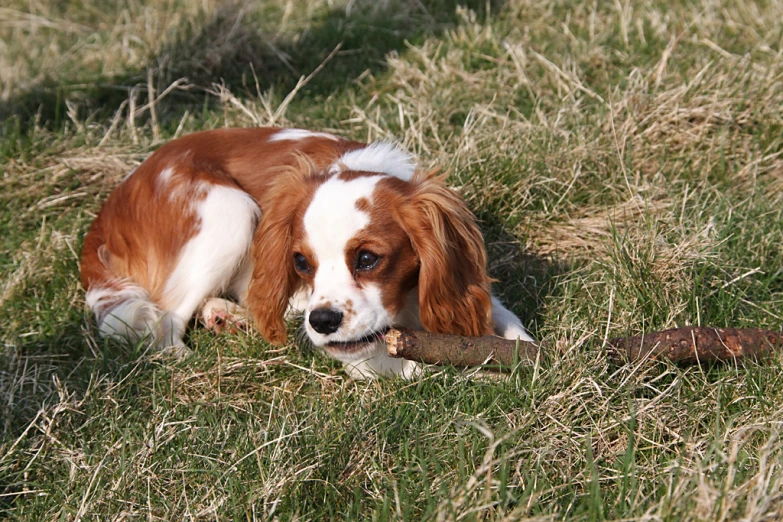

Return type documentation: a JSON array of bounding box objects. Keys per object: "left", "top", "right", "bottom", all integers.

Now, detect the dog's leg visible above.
[
  {"left": 158, "top": 185, "right": 259, "bottom": 354},
  {"left": 490, "top": 296, "right": 534, "bottom": 342}
]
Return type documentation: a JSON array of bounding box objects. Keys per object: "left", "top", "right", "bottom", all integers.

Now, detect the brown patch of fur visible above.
[
  {"left": 337, "top": 170, "right": 381, "bottom": 182},
  {"left": 342, "top": 299, "right": 356, "bottom": 325},
  {"left": 244, "top": 159, "right": 324, "bottom": 344},
  {"left": 291, "top": 226, "right": 320, "bottom": 288},
  {"left": 338, "top": 170, "right": 495, "bottom": 335},
  {"left": 80, "top": 158, "right": 207, "bottom": 305},
  {"left": 348, "top": 180, "right": 419, "bottom": 317},
  {"left": 354, "top": 197, "right": 371, "bottom": 213},
  {"left": 393, "top": 169, "right": 493, "bottom": 337}
]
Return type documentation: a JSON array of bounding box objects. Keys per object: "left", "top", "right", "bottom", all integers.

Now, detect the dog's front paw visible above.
[
  {"left": 200, "top": 297, "right": 247, "bottom": 334},
  {"left": 500, "top": 324, "right": 535, "bottom": 343}
]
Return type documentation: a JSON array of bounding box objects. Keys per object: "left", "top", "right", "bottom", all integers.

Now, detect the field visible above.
[{"left": 2, "top": 0, "right": 783, "bottom": 519}]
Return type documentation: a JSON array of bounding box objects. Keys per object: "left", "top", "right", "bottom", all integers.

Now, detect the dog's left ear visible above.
[
  {"left": 399, "top": 170, "right": 493, "bottom": 337},
  {"left": 245, "top": 163, "right": 314, "bottom": 344}
]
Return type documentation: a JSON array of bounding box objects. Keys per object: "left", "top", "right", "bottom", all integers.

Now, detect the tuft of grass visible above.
[{"left": 2, "top": 0, "right": 783, "bottom": 519}]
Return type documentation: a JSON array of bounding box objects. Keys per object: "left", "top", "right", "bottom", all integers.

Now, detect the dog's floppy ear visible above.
[
  {"left": 399, "top": 170, "right": 493, "bottom": 337},
  {"left": 245, "top": 162, "right": 314, "bottom": 345}
]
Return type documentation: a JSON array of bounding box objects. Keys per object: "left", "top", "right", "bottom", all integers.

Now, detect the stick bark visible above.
[
  {"left": 385, "top": 327, "right": 783, "bottom": 368},
  {"left": 385, "top": 328, "right": 541, "bottom": 368},
  {"left": 607, "top": 327, "right": 783, "bottom": 364}
]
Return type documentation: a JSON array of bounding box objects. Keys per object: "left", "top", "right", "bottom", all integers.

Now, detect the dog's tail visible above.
[
  {"left": 80, "top": 221, "right": 186, "bottom": 354},
  {"left": 84, "top": 282, "right": 165, "bottom": 342}
]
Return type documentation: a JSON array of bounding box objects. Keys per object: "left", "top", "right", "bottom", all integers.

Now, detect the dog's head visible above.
[{"left": 246, "top": 162, "right": 493, "bottom": 361}]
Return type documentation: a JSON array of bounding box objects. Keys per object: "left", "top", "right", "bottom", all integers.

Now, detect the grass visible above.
[{"left": 2, "top": 0, "right": 783, "bottom": 519}]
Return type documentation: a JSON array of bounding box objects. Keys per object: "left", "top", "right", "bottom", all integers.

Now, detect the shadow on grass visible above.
[
  {"left": 480, "top": 212, "right": 569, "bottom": 338},
  {"left": 0, "top": 319, "right": 151, "bottom": 437},
  {"left": 0, "top": 316, "right": 166, "bottom": 512},
  {"left": 1, "top": 0, "right": 504, "bottom": 136}
]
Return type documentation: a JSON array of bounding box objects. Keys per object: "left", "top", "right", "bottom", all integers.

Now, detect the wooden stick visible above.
[
  {"left": 385, "top": 327, "right": 783, "bottom": 368},
  {"left": 385, "top": 328, "right": 541, "bottom": 368},
  {"left": 607, "top": 327, "right": 783, "bottom": 364}
]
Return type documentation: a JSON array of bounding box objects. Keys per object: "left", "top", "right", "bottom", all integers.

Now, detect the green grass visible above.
[{"left": 2, "top": 0, "right": 783, "bottom": 519}]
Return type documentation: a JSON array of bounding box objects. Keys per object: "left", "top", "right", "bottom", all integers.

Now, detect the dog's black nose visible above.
[{"left": 309, "top": 308, "right": 343, "bottom": 335}]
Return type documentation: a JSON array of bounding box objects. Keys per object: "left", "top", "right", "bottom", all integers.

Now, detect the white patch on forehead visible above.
[
  {"left": 302, "top": 175, "right": 400, "bottom": 354},
  {"left": 303, "top": 175, "right": 381, "bottom": 258},
  {"left": 330, "top": 142, "right": 416, "bottom": 181},
  {"left": 269, "top": 128, "right": 339, "bottom": 142}
]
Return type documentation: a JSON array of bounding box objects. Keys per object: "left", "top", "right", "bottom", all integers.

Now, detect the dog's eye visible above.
[
  {"left": 293, "top": 253, "right": 310, "bottom": 273},
  {"left": 356, "top": 251, "right": 380, "bottom": 271}
]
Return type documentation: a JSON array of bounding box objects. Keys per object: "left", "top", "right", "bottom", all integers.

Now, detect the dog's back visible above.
[{"left": 81, "top": 127, "right": 362, "bottom": 355}]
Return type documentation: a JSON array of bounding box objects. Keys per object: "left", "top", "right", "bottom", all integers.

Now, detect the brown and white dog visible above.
[{"left": 80, "top": 127, "right": 533, "bottom": 378}]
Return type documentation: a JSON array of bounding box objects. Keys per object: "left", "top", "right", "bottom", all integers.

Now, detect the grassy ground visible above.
[{"left": 2, "top": 0, "right": 783, "bottom": 519}]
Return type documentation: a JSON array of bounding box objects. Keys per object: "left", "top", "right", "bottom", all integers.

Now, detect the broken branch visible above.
[
  {"left": 607, "top": 327, "right": 783, "bottom": 364},
  {"left": 385, "top": 326, "right": 783, "bottom": 369},
  {"left": 385, "top": 328, "right": 541, "bottom": 369}
]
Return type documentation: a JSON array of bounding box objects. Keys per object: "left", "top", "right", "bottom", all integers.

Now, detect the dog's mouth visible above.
[{"left": 325, "top": 328, "right": 388, "bottom": 354}]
